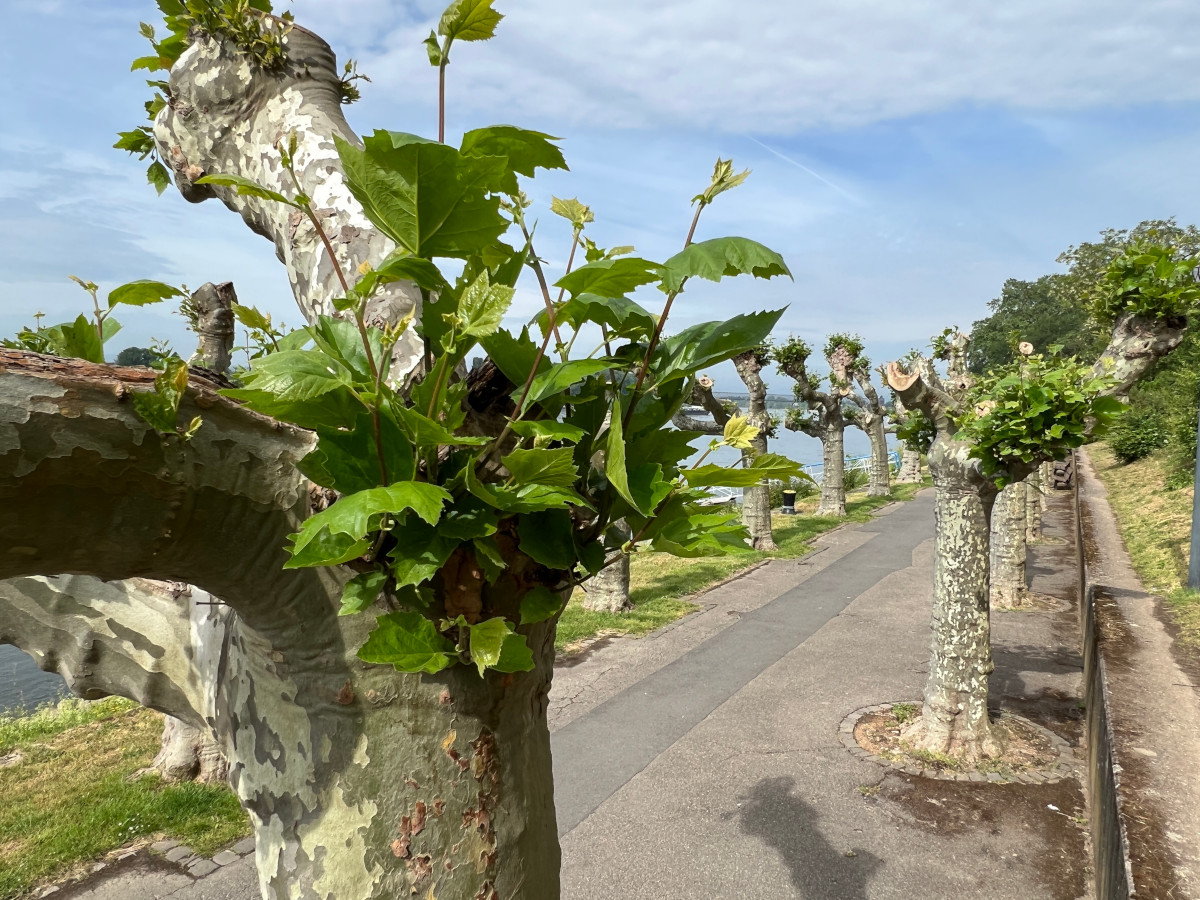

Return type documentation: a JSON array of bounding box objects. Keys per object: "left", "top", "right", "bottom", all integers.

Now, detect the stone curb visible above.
[
  {"left": 837, "top": 700, "right": 1078, "bottom": 785},
  {"left": 146, "top": 835, "right": 256, "bottom": 875}
]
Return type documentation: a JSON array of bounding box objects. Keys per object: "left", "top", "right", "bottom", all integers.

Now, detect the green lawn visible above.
[
  {"left": 556, "top": 481, "right": 929, "bottom": 652},
  {"left": 0, "top": 699, "right": 249, "bottom": 899}
]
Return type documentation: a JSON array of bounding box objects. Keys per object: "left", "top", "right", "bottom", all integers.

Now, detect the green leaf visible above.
[
  {"left": 41, "top": 315, "right": 104, "bottom": 363},
  {"left": 241, "top": 349, "right": 353, "bottom": 402},
  {"left": 391, "top": 401, "right": 491, "bottom": 448},
  {"left": 686, "top": 452, "right": 806, "bottom": 488},
  {"left": 1091, "top": 395, "right": 1126, "bottom": 416},
  {"left": 284, "top": 526, "right": 370, "bottom": 569},
  {"left": 722, "top": 414, "right": 759, "bottom": 450},
  {"left": 520, "top": 585, "right": 565, "bottom": 624},
  {"left": 554, "top": 257, "right": 663, "bottom": 299},
  {"left": 655, "top": 309, "right": 785, "bottom": 385},
  {"left": 461, "top": 126, "right": 567, "bottom": 177},
  {"left": 518, "top": 359, "right": 615, "bottom": 412},
  {"left": 232, "top": 304, "right": 273, "bottom": 333},
  {"left": 456, "top": 269, "right": 514, "bottom": 339},
  {"left": 388, "top": 519, "right": 459, "bottom": 588},
  {"left": 114, "top": 129, "right": 156, "bottom": 156},
  {"left": 336, "top": 132, "right": 509, "bottom": 260},
  {"left": 494, "top": 630, "right": 535, "bottom": 673},
  {"left": 553, "top": 293, "right": 656, "bottom": 339},
  {"left": 146, "top": 160, "right": 171, "bottom": 195},
  {"left": 550, "top": 196, "right": 593, "bottom": 228},
  {"left": 108, "top": 280, "right": 184, "bottom": 308},
  {"left": 357, "top": 252, "right": 450, "bottom": 298},
  {"left": 502, "top": 447, "right": 578, "bottom": 488},
  {"left": 195, "top": 173, "right": 292, "bottom": 205},
  {"left": 660, "top": 237, "right": 791, "bottom": 293},
  {"left": 340, "top": 571, "right": 387, "bottom": 616},
  {"left": 359, "top": 612, "right": 456, "bottom": 673},
  {"left": 297, "top": 411, "right": 415, "bottom": 492},
  {"left": 510, "top": 419, "right": 587, "bottom": 444},
  {"left": 517, "top": 510, "right": 575, "bottom": 568},
  {"left": 605, "top": 396, "right": 647, "bottom": 514},
  {"left": 220, "top": 386, "right": 361, "bottom": 431},
  {"left": 423, "top": 29, "right": 443, "bottom": 66},
  {"left": 438, "top": 0, "right": 503, "bottom": 42},
  {"left": 131, "top": 356, "right": 189, "bottom": 434},
  {"left": 481, "top": 327, "right": 546, "bottom": 387},
  {"left": 693, "top": 158, "right": 750, "bottom": 207},
  {"left": 467, "top": 616, "right": 509, "bottom": 675},
  {"left": 305, "top": 315, "right": 384, "bottom": 384}
]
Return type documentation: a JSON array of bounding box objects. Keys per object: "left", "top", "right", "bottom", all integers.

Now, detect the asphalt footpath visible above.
[{"left": 44, "top": 489, "right": 1089, "bottom": 900}]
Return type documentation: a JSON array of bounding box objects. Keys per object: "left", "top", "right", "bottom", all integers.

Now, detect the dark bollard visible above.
[{"left": 781, "top": 489, "right": 797, "bottom": 515}]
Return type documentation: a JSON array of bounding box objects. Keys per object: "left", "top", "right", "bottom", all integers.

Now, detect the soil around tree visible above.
[{"left": 841, "top": 701, "right": 1074, "bottom": 784}]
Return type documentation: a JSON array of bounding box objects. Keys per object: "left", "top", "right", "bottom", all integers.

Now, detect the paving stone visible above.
[
  {"left": 164, "top": 845, "right": 195, "bottom": 863},
  {"left": 233, "top": 837, "right": 256, "bottom": 855},
  {"left": 212, "top": 850, "right": 241, "bottom": 866},
  {"left": 150, "top": 840, "right": 179, "bottom": 854},
  {"left": 187, "top": 859, "right": 218, "bottom": 877}
]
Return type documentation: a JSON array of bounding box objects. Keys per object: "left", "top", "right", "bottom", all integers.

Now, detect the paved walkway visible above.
[{"left": 48, "top": 490, "right": 1090, "bottom": 899}]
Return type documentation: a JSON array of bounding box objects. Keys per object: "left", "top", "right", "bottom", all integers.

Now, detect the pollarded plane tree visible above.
[
  {"left": 671, "top": 345, "right": 781, "bottom": 551},
  {"left": 0, "top": 3, "right": 801, "bottom": 898},
  {"left": 845, "top": 359, "right": 893, "bottom": 498},
  {"left": 883, "top": 240, "right": 1198, "bottom": 760},
  {"left": 776, "top": 333, "right": 868, "bottom": 517},
  {"left": 890, "top": 393, "right": 926, "bottom": 484}
]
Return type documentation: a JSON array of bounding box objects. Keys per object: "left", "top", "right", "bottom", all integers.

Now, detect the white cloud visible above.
[{"left": 292, "top": 0, "right": 1200, "bottom": 133}]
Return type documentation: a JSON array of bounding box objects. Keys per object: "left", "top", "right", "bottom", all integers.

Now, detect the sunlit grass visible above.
[{"left": 0, "top": 700, "right": 249, "bottom": 899}]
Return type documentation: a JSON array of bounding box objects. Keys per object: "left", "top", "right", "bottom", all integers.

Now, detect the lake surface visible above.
[
  {"left": 0, "top": 424, "right": 884, "bottom": 714},
  {"left": 0, "top": 644, "right": 68, "bottom": 715}
]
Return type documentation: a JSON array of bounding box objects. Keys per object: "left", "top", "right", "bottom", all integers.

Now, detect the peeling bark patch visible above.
[{"left": 106, "top": 619, "right": 168, "bottom": 660}]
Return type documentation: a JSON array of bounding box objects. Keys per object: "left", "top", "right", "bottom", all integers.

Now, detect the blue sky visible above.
[{"left": 3, "top": 0, "right": 1200, "bottom": 399}]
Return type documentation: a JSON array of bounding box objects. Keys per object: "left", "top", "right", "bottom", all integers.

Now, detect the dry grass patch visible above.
[{"left": 0, "top": 699, "right": 248, "bottom": 899}]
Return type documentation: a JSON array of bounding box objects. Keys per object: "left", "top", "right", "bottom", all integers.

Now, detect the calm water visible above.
[
  {"left": 0, "top": 644, "right": 68, "bottom": 715},
  {"left": 0, "top": 425, "right": 883, "bottom": 714}
]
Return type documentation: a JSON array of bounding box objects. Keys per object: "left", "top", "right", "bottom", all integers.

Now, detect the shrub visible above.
[
  {"left": 843, "top": 466, "right": 869, "bottom": 492},
  {"left": 1108, "top": 407, "right": 1170, "bottom": 464}
]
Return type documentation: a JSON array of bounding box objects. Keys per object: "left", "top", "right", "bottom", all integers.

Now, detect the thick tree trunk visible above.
[
  {"left": 904, "top": 436, "right": 1001, "bottom": 760},
  {"left": 865, "top": 413, "right": 891, "bottom": 497},
  {"left": 582, "top": 521, "right": 632, "bottom": 613},
  {"left": 815, "top": 424, "right": 846, "bottom": 517},
  {"left": 733, "top": 351, "right": 777, "bottom": 551},
  {"left": 0, "top": 355, "right": 561, "bottom": 899},
  {"left": 989, "top": 481, "right": 1027, "bottom": 610},
  {"left": 896, "top": 444, "right": 922, "bottom": 483},
  {"left": 152, "top": 715, "right": 229, "bottom": 784},
  {"left": 1024, "top": 469, "right": 1043, "bottom": 541}
]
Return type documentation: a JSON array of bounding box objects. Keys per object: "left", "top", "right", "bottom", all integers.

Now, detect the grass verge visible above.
[
  {"left": 1090, "top": 444, "right": 1200, "bottom": 651},
  {"left": 556, "top": 480, "right": 929, "bottom": 652},
  {"left": 0, "top": 698, "right": 249, "bottom": 899}
]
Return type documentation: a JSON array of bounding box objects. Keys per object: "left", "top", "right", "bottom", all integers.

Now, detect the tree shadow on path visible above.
[{"left": 734, "top": 775, "right": 882, "bottom": 900}]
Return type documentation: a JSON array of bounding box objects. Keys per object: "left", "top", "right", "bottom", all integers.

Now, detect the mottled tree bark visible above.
[
  {"left": 849, "top": 370, "right": 891, "bottom": 498},
  {"left": 989, "top": 481, "right": 1027, "bottom": 610},
  {"left": 0, "top": 353, "right": 561, "bottom": 899},
  {"left": 895, "top": 446, "right": 922, "bottom": 483},
  {"left": 733, "top": 351, "right": 777, "bottom": 551},
  {"left": 582, "top": 521, "right": 632, "bottom": 613},
  {"left": 885, "top": 354, "right": 1001, "bottom": 759}
]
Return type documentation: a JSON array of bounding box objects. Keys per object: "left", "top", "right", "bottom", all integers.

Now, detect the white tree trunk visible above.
[
  {"left": 865, "top": 413, "right": 891, "bottom": 497},
  {"left": 152, "top": 715, "right": 230, "bottom": 784},
  {"left": 904, "top": 436, "right": 1001, "bottom": 760},
  {"left": 582, "top": 521, "right": 632, "bottom": 613},
  {"left": 733, "top": 351, "right": 778, "bottom": 551},
  {"left": 815, "top": 424, "right": 847, "bottom": 517},
  {"left": 989, "top": 481, "right": 1027, "bottom": 609},
  {"left": 896, "top": 444, "right": 922, "bottom": 483}
]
